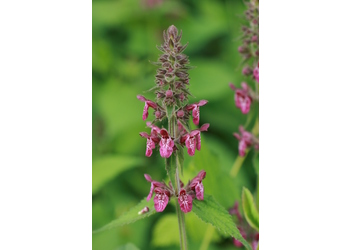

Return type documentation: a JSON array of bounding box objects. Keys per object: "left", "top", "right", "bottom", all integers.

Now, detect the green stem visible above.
[
  {"left": 199, "top": 226, "right": 214, "bottom": 250},
  {"left": 168, "top": 111, "right": 187, "bottom": 250}
]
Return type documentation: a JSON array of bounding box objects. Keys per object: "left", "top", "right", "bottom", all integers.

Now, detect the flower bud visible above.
[
  {"left": 165, "top": 90, "right": 173, "bottom": 98},
  {"left": 242, "top": 66, "right": 252, "bottom": 75},
  {"left": 167, "top": 25, "right": 178, "bottom": 40},
  {"left": 177, "top": 110, "right": 184, "bottom": 118}
]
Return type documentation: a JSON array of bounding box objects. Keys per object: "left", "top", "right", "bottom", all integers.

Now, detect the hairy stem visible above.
[{"left": 168, "top": 112, "right": 187, "bottom": 250}]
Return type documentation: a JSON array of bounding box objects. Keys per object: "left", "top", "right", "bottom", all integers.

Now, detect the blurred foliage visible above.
[{"left": 92, "top": 0, "right": 258, "bottom": 249}]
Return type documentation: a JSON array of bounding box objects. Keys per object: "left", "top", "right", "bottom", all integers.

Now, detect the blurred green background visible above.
[{"left": 92, "top": 0, "right": 258, "bottom": 249}]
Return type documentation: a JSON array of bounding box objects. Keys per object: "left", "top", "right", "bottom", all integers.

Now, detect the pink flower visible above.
[
  {"left": 186, "top": 100, "right": 208, "bottom": 125},
  {"left": 154, "top": 187, "right": 170, "bottom": 212},
  {"left": 229, "top": 83, "right": 253, "bottom": 114},
  {"left": 253, "top": 64, "right": 259, "bottom": 83},
  {"left": 139, "top": 123, "right": 161, "bottom": 157},
  {"left": 178, "top": 189, "right": 193, "bottom": 213},
  {"left": 159, "top": 129, "right": 174, "bottom": 158},
  {"left": 144, "top": 174, "right": 166, "bottom": 201},
  {"left": 137, "top": 95, "right": 158, "bottom": 120},
  {"left": 180, "top": 123, "right": 210, "bottom": 156},
  {"left": 189, "top": 170, "right": 206, "bottom": 200},
  {"left": 233, "top": 126, "right": 258, "bottom": 157}
]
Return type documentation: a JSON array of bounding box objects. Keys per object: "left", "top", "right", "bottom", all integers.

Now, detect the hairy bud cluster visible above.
[
  {"left": 144, "top": 171, "right": 206, "bottom": 213},
  {"left": 137, "top": 25, "right": 209, "bottom": 159}
]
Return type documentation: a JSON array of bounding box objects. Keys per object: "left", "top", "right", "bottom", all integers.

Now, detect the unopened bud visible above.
[
  {"left": 177, "top": 110, "right": 184, "bottom": 118},
  {"left": 166, "top": 90, "right": 173, "bottom": 98},
  {"left": 138, "top": 206, "right": 149, "bottom": 215},
  {"left": 238, "top": 46, "right": 246, "bottom": 53},
  {"left": 251, "top": 35, "right": 258, "bottom": 42},
  {"left": 167, "top": 25, "right": 178, "bottom": 40},
  {"left": 242, "top": 67, "right": 252, "bottom": 75},
  {"left": 155, "top": 110, "right": 161, "bottom": 119}
]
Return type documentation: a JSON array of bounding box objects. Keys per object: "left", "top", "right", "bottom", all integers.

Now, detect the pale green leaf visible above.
[
  {"left": 92, "top": 155, "right": 144, "bottom": 195},
  {"left": 151, "top": 215, "right": 179, "bottom": 247},
  {"left": 242, "top": 187, "right": 259, "bottom": 231},
  {"left": 93, "top": 197, "right": 156, "bottom": 234},
  {"left": 116, "top": 243, "right": 140, "bottom": 250},
  {"left": 192, "top": 194, "right": 252, "bottom": 250}
]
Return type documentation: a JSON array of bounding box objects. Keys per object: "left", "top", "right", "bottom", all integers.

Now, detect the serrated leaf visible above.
[
  {"left": 93, "top": 197, "right": 156, "bottom": 234},
  {"left": 151, "top": 214, "right": 179, "bottom": 247},
  {"left": 92, "top": 155, "right": 144, "bottom": 195},
  {"left": 192, "top": 194, "right": 252, "bottom": 250},
  {"left": 242, "top": 187, "right": 259, "bottom": 231}
]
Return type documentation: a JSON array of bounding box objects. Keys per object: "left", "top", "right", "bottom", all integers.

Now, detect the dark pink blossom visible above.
[
  {"left": 189, "top": 170, "right": 206, "bottom": 200},
  {"left": 178, "top": 189, "right": 193, "bottom": 213},
  {"left": 180, "top": 124, "right": 210, "bottom": 156},
  {"left": 253, "top": 64, "right": 259, "bottom": 83},
  {"left": 229, "top": 83, "right": 253, "bottom": 114},
  {"left": 186, "top": 100, "right": 208, "bottom": 125},
  {"left": 137, "top": 95, "right": 158, "bottom": 120},
  {"left": 159, "top": 129, "right": 174, "bottom": 158},
  {"left": 154, "top": 187, "right": 170, "bottom": 212},
  {"left": 233, "top": 126, "right": 258, "bottom": 157},
  {"left": 144, "top": 174, "right": 165, "bottom": 201},
  {"left": 139, "top": 123, "right": 161, "bottom": 157}
]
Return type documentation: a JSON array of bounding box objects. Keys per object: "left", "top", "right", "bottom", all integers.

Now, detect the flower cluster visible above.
[
  {"left": 137, "top": 25, "right": 209, "bottom": 158},
  {"left": 230, "top": 0, "right": 259, "bottom": 156},
  {"left": 230, "top": 0, "right": 259, "bottom": 114},
  {"left": 233, "top": 126, "right": 259, "bottom": 157},
  {"left": 144, "top": 170, "right": 206, "bottom": 213},
  {"left": 229, "top": 201, "right": 259, "bottom": 250}
]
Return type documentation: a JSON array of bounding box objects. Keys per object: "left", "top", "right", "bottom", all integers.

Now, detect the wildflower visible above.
[
  {"left": 189, "top": 170, "right": 206, "bottom": 200},
  {"left": 233, "top": 126, "right": 259, "bottom": 157},
  {"left": 139, "top": 123, "right": 161, "bottom": 157},
  {"left": 159, "top": 129, "right": 174, "bottom": 158},
  {"left": 186, "top": 100, "right": 208, "bottom": 125},
  {"left": 154, "top": 187, "right": 170, "bottom": 212},
  {"left": 144, "top": 174, "right": 165, "bottom": 201},
  {"left": 137, "top": 95, "right": 158, "bottom": 120},
  {"left": 178, "top": 189, "right": 193, "bottom": 213},
  {"left": 180, "top": 123, "right": 210, "bottom": 156},
  {"left": 253, "top": 64, "right": 259, "bottom": 83},
  {"left": 229, "top": 83, "right": 253, "bottom": 114}
]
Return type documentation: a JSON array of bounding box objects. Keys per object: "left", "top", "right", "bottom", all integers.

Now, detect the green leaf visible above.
[
  {"left": 176, "top": 147, "right": 185, "bottom": 176},
  {"left": 242, "top": 187, "right": 259, "bottom": 231},
  {"left": 151, "top": 214, "right": 179, "bottom": 247},
  {"left": 192, "top": 194, "right": 252, "bottom": 250},
  {"left": 93, "top": 197, "right": 156, "bottom": 234},
  {"left": 116, "top": 243, "right": 140, "bottom": 250},
  {"left": 92, "top": 155, "right": 144, "bottom": 195}
]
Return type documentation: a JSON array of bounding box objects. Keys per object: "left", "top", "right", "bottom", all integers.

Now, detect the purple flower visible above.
[
  {"left": 253, "top": 64, "right": 259, "bottom": 83},
  {"left": 178, "top": 189, "right": 193, "bottom": 213},
  {"left": 137, "top": 95, "right": 158, "bottom": 120},
  {"left": 186, "top": 100, "right": 208, "bottom": 125},
  {"left": 233, "top": 126, "right": 258, "bottom": 157},
  {"left": 189, "top": 170, "right": 206, "bottom": 200},
  {"left": 180, "top": 123, "right": 210, "bottom": 156},
  {"left": 159, "top": 129, "right": 174, "bottom": 158},
  {"left": 229, "top": 83, "right": 253, "bottom": 114}
]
